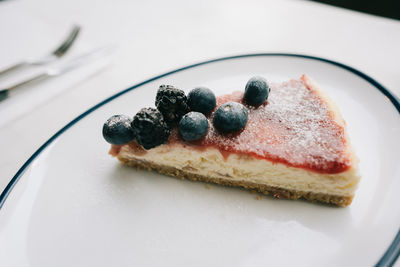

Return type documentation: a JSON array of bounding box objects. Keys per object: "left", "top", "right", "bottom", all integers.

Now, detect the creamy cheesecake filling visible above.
[
  {"left": 165, "top": 76, "right": 353, "bottom": 174},
  {"left": 116, "top": 143, "right": 360, "bottom": 197}
]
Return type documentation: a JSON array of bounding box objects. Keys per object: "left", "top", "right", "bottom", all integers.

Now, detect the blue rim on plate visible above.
[{"left": 0, "top": 53, "right": 399, "bottom": 266}]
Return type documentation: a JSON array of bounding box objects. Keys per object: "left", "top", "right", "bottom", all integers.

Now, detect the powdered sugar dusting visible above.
[{"left": 196, "top": 77, "right": 351, "bottom": 174}]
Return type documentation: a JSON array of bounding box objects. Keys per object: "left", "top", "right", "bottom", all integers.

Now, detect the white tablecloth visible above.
[{"left": 0, "top": 1, "right": 399, "bottom": 262}]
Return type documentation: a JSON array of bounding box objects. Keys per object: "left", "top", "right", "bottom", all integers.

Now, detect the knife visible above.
[{"left": 0, "top": 45, "right": 114, "bottom": 102}]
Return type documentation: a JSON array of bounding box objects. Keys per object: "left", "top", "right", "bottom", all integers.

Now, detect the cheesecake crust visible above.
[{"left": 118, "top": 157, "right": 353, "bottom": 207}]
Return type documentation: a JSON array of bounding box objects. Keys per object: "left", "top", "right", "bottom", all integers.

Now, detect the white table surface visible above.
[{"left": 0, "top": 0, "right": 399, "bottom": 264}]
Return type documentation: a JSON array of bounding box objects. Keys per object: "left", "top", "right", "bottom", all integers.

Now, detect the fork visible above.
[
  {"left": 0, "top": 45, "right": 114, "bottom": 102},
  {"left": 0, "top": 25, "right": 81, "bottom": 77}
]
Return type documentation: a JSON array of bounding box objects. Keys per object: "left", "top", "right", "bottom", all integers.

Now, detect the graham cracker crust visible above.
[{"left": 118, "top": 157, "right": 353, "bottom": 207}]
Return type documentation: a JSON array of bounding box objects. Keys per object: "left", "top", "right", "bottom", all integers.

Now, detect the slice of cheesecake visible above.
[{"left": 109, "top": 75, "right": 360, "bottom": 206}]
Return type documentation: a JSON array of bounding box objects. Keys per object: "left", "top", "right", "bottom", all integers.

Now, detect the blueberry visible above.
[
  {"left": 179, "top": 112, "right": 209, "bottom": 141},
  {"left": 213, "top": 102, "right": 248, "bottom": 133},
  {"left": 103, "top": 115, "right": 135, "bottom": 145},
  {"left": 244, "top": 76, "right": 270, "bottom": 106},
  {"left": 187, "top": 87, "right": 216, "bottom": 115}
]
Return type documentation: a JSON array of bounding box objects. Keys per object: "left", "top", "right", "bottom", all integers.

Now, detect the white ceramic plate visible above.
[{"left": 1, "top": 54, "right": 400, "bottom": 267}]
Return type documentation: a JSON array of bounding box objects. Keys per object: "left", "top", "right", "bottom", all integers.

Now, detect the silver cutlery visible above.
[
  {"left": 0, "top": 25, "right": 81, "bottom": 77},
  {"left": 0, "top": 45, "right": 114, "bottom": 102}
]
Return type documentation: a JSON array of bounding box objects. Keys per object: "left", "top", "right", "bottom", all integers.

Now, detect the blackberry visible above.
[
  {"left": 102, "top": 115, "right": 135, "bottom": 145},
  {"left": 179, "top": 112, "right": 209, "bottom": 141},
  {"left": 244, "top": 76, "right": 270, "bottom": 106},
  {"left": 187, "top": 87, "right": 216, "bottom": 115},
  {"left": 131, "top": 108, "right": 170, "bottom": 149},
  {"left": 155, "top": 85, "right": 189, "bottom": 124},
  {"left": 213, "top": 102, "right": 248, "bottom": 133}
]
